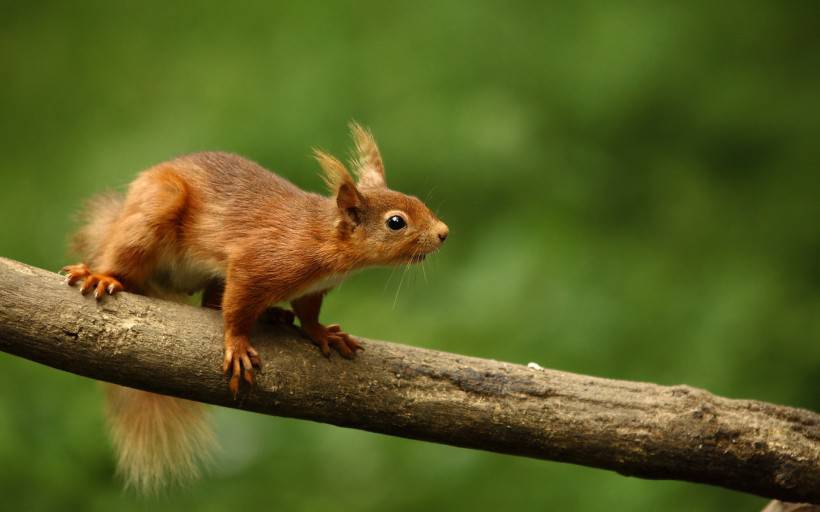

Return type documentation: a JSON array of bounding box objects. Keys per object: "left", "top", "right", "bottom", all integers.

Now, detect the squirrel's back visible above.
[
  {"left": 149, "top": 151, "right": 324, "bottom": 256},
  {"left": 170, "top": 151, "right": 309, "bottom": 206},
  {"left": 77, "top": 151, "right": 325, "bottom": 297}
]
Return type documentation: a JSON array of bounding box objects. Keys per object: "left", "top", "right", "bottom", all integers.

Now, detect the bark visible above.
[
  {"left": 0, "top": 257, "right": 818, "bottom": 503},
  {"left": 762, "top": 502, "right": 820, "bottom": 512}
]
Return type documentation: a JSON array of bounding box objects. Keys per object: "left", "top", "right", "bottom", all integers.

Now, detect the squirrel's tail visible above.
[
  {"left": 72, "top": 192, "right": 217, "bottom": 493},
  {"left": 105, "top": 385, "right": 215, "bottom": 493},
  {"left": 70, "top": 191, "right": 124, "bottom": 264}
]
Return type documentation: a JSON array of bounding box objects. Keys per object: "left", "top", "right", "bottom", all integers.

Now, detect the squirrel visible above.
[{"left": 62, "top": 123, "right": 448, "bottom": 492}]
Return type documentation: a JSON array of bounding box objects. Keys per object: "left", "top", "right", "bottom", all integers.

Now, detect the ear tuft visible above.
[
  {"left": 349, "top": 122, "right": 386, "bottom": 188},
  {"left": 314, "top": 148, "right": 364, "bottom": 224},
  {"left": 313, "top": 148, "right": 355, "bottom": 193}
]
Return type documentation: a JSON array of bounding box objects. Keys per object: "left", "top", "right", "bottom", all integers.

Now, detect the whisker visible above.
[
  {"left": 435, "top": 199, "right": 446, "bottom": 217},
  {"left": 421, "top": 258, "right": 428, "bottom": 284},
  {"left": 425, "top": 185, "right": 438, "bottom": 203},
  {"left": 392, "top": 253, "right": 413, "bottom": 309},
  {"left": 411, "top": 250, "right": 422, "bottom": 286},
  {"left": 384, "top": 263, "right": 400, "bottom": 294}
]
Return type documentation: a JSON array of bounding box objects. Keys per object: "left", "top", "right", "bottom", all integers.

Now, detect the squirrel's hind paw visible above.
[{"left": 61, "top": 264, "right": 124, "bottom": 300}]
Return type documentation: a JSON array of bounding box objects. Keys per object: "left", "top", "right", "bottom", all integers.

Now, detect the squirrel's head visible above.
[{"left": 315, "top": 123, "right": 448, "bottom": 267}]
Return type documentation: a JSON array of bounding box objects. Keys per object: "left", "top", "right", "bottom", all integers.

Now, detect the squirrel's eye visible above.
[{"left": 386, "top": 215, "right": 407, "bottom": 231}]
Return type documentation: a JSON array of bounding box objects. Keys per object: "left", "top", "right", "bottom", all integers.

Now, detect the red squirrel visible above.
[{"left": 62, "top": 123, "right": 448, "bottom": 492}]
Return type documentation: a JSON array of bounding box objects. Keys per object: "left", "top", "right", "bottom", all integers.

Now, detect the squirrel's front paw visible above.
[
  {"left": 61, "top": 263, "right": 124, "bottom": 300},
  {"left": 302, "top": 323, "right": 363, "bottom": 359},
  {"left": 223, "top": 335, "right": 260, "bottom": 397}
]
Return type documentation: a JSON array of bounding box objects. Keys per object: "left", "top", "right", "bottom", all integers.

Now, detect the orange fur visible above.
[
  {"left": 106, "top": 386, "right": 215, "bottom": 494},
  {"left": 66, "top": 124, "right": 448, "bottom": 492}
]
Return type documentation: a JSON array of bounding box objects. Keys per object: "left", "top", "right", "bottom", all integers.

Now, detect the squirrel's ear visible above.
[
  {"left": 313, "top": 149, "right": 364, "bottom": 224},
  {"left": 349, "top": 122, "right": 386, "bottom": 188},
  {"left": 336, "top": 182, "right": 364, "bottom": 225}
]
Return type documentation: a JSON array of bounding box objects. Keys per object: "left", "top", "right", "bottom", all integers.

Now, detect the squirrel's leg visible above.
[
  {"left": 64, "top": 166, "right": 188, "bottom": 299},
  {"left": 63, "top": 215, "right": 159, "bottom": 299},
  {"left": 220, "top": 275, "right": 272, "bottom": 397},
  {"left": 203, "top": 279, "right": 294, "bottom": 324},
  {"left": 291, "top": 292, "right": 363, "bottom": 359}
]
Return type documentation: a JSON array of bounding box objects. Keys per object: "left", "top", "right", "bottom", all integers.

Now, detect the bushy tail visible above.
[
  {"left": 105, "top": 385, "right": 216, "bottom": 494},
  {"left": 72, "top": 192, "right": 217, "bottom": 493},
  {"left": 70, "top": 192, "right": 124, "bottom": 268}
]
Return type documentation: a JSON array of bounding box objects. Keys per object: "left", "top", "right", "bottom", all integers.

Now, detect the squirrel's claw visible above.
[
  {"left": 62, "top": 263, "right": 124, "bottom": 300},
  {"left": 303, "top": 323, "right": 363, "bottom": 359},
  {"left": 326, "top": 324, "right": 364, "bottom": 356},
  {"left": 223, "top": 337, "right": 260, "bottom": 398},
  {"left": 315, "top": 337, "right": 332, "bottom": 358},
  {"left": 62, "top": 263, "right": 90, "bottom": 285}
]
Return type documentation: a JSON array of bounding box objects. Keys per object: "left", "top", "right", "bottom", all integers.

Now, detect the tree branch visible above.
[{"left": 0, "top": 257, "right": 818, "bottom": 503}]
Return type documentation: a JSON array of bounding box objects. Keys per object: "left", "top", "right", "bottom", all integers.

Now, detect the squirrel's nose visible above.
[{"left": 436, "top": 223, "right": 449, "bottom": 243}]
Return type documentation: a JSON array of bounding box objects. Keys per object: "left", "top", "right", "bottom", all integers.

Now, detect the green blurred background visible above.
[{"left": 1, "top": 1, "right": 818, "bottom": 510}]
